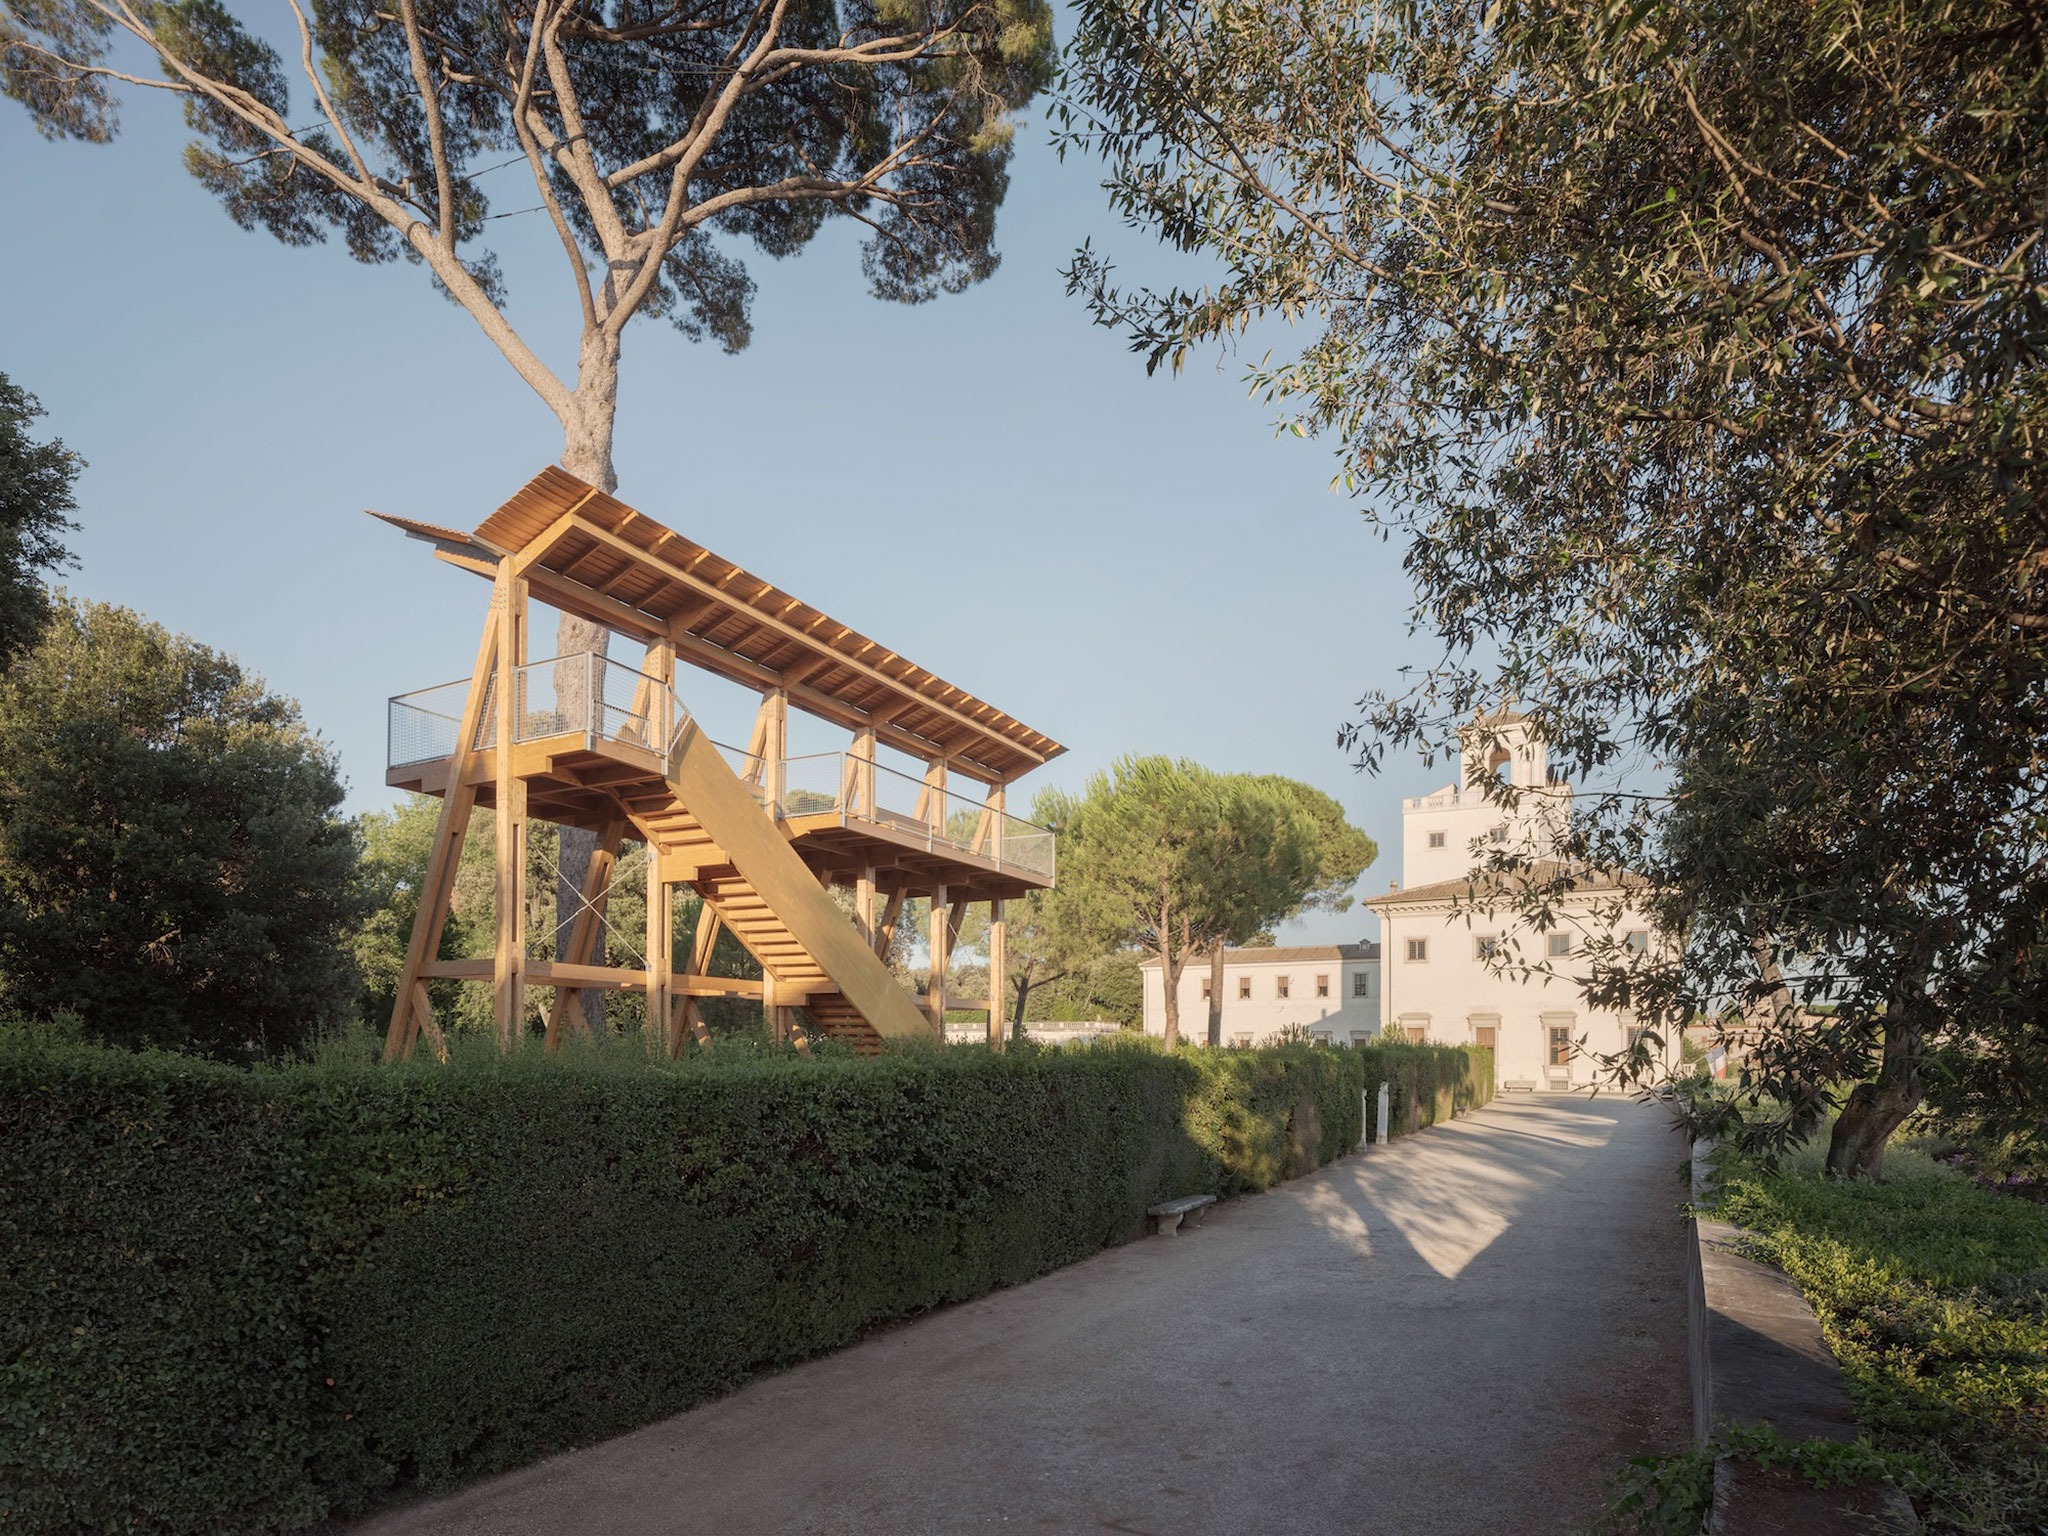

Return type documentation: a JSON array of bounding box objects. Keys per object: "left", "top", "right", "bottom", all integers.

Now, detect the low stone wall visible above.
[{"left": 1687, "top": 1140, "right": 1918, "bottom": 1534}]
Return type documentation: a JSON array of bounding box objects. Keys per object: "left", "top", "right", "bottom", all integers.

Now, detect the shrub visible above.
[
  {"left": 1353, "top": 1041, "right": 1495, "bottom": 1141},
  {"left": 1718, "top": 1164, "right": 2048, "bottom": 1534},
  {"left": 0, "top": 1027, "right": 1437, "bottom": 1533}
]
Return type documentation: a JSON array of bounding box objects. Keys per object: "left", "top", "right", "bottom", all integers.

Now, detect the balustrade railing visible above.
[
  {"left": 389, "top": 669, "right": 1053, "bottom": 880},
  {"left": 387, "top": 654, "right": 690, "bottom": 769},
  {"left": 777, "top": 751, "right": 1055, "bottom": 880}
]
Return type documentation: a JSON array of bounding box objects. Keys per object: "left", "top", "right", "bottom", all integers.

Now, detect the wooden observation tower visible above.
[{"left": 374, "top": 467, "right": 1063, "bottom": 1059}]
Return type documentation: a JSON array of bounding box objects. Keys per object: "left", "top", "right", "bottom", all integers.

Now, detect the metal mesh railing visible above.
[
  {"left": 387, "top": 678, "right": 476, "bottom": 768},
  {"left": 510, "top": 653, "right": 688, "bottom": 753},
  {"left": 386, "top": 656, "right": 687, "bottom": 771},
  {"left": 387, "top": 667, "right": 1051, "bottom": 879},
  {"left": 776, "top": 751, "right": 1055, "bottom": 880}
]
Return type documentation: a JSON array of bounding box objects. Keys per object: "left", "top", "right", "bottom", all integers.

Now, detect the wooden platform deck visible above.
[{"left": 388, "top": 731, "right": 1053, "bottom": 905}]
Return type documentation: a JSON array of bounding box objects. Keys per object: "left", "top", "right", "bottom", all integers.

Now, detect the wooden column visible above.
[
  {"left": 851, "top": 726, "right": 876, "bottom": 817},
  {"left": 491, "top": 560, "right": 529, "bottom": 1049},
  {"left": 762, "top": 688, "right": 788, "bottom": 818},
  {"left": 917, "top": 759, "right": 949, "bottom": 837},
  {"left": 987, "top": 900, "right": 1007, "bottom": 1051},
  {"left": 856, "top": 863, "right": 877, "bottom": 945},
  {"left": 640, "top": 644, "right": 678, "bottom": 1049},
  {"left": 987, "top": 784, "right": 1007, "bottom": 1051},
  {"left": 928, "top": 882, "right": 949, "bottom": 1029},
  {"left": 645, "top": 843, "right": 671, "bottom": 1043},
  {"left": 762, "top": 967, "right": 782, "bottom": 1044}
]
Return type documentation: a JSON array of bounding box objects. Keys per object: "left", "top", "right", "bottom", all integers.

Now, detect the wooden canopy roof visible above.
[{"left": 372, "top": 467, "right": 1064, "bottom": 784}]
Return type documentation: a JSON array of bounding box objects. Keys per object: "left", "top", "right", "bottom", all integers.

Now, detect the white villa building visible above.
[
  {"left": 1140, "top": 943, "right": 1380, "bottom": 1047},
  {"left": 1365, "top": 714, "right": 1677, "bottom": 1091}
]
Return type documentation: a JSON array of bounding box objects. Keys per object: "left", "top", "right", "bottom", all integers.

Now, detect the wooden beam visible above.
[
  {"left": 509, "top": 494, "right": 601, "bottom": 578},
  {"left": 874, "top": 883, "right": 905, "bottom": 961},
  {"left": 518, "top": 564, "right": 1020, "bottom": 783},
  {"left": 689, "top": 902, "right": 723, "bottom": 976},
  {"left": 409, "top": 983, "right": 450, "bottom": 1063},
  {"left": 383, "top": 595, "right": 499, "bottom": 1060},
  {"left": 423, "top": 957, "right": 763, "bottom": 997}
]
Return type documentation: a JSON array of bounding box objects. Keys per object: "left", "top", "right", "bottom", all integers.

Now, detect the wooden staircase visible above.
[{"left": 593, "top": 719, "right": 933, "bottom": 1053}]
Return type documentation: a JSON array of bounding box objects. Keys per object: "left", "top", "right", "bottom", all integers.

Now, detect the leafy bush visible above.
[
  {"left": 0, "top": 1027, "right": 1482, "bottom": 1533},
  {"left": 0, "top": 597, "right": 362, "bottom": 1058},
  {"left": 1353, "top": 1041, "right": 1495, "bottom": 1141}
]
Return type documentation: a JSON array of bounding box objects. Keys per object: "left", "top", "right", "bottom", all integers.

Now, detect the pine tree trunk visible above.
[
  {"left": 1206, "top": 940, "right": 1226, "bottom": 1048},
  {"left": 1825, "top": 1006, "right": 1926, "bottom": 1180},
  {"left": 1159, "top": 907, "right": 1182, "bottom": 1047},
  {"left": 554, "top": 331, "right": 623, "bottom": 1038}
]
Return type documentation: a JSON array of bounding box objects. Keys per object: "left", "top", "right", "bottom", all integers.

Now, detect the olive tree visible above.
[{"left": 1059, "top": 0, "right": 2048, "bottom": 1171}]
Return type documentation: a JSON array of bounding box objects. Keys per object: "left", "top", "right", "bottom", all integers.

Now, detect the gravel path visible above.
[{"left": 354, "top": 1095, "right": 1693, "bottom": 1536}]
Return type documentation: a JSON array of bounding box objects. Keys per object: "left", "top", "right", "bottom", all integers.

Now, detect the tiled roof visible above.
[
  {"left": 1139, "top": 941, "right": 1378, "bottom": 969},
  {"left": 1366, "top": 860, "right": 1644, "bottom": 909}
]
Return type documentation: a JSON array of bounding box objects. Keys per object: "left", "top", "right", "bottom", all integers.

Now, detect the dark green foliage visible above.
[
  {"left": 0, "top": 372, "right": 75, "bottom": 670},
  {"left": 1061, "top": 0, "right": 2048, "bottom": 1164},
  {"left": 1354, "top": 1042, "right": 1496, "bottom": 1141},
  {"left": 1719, "top": 1167, "right": 2048, "bottom": 1533},
  {"left": 0, "top": 1029, "right": 1489, "bottom": 1531},
  {"left": 0, "top": 1022, "right": 324, "bottom": 1534},
  {"left": 0, "top": 596, "right": 363, "bottom": 1058}
]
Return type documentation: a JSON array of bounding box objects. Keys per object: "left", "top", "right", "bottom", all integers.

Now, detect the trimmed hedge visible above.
[
  {"left": 1355, "top": 1041, "right": 1495, "bottom": 1141},
  {"left": 0, "top": 1028, "right": 1491, "bottom": 1533}
]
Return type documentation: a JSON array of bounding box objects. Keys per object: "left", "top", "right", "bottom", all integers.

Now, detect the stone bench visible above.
[
  {"left": 1502, "top": 1077, "right": 1539, "bottom": 1093},
  {"left": 1147, "top": 1193, "right": 1216, "bottom": 1237}
]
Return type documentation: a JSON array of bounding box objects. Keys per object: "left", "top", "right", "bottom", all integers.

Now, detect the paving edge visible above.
[{"left": 1687, "top": 1138, "right": 1920, "bottom": 1535}]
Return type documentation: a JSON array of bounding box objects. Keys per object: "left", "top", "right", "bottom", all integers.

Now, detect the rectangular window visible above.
[
  {"left": 1315, "top": 975, "right": 1330, "bottom": 998},
  {"left": 1201, "top": 977, "right": 1213, "bottom": 1000},
  {"left": 1547, "top": 933, "right": 1572, "bottom": 958},
  {"left": 1231, "top": 1033, "right": 1252, "bottom": 1049},
  {"left": 1351, "top": 1032, "right": 1373, "bottom": 1047},
  {"left": 1490, "top": 824, "right": 1509, "bottom": 844},
  {"left": 1547, "top": 1026, "right": 1573, "bottom": 1066},
  {"left": 1237, "top": 977, "right": 1251, "bottom": 1000},
  {"left": 1405, "top": 938, "right": 1428, "bottom": 962},
  {"left": 1353, "top": 971, "right": 1371, "bottom": 998},
  {"left": 1627, "top": 1025, "right": 1648, "bottom": 1054},
  {"left": 1475, "top": 935, "right": 1500, "bottom": 961},
  {"left": 1473, "top": 1023, "right": 1498, "bottom": 1051},
  {"left": 1428, "top": 830, "right": 1447, "bottom": 849},
  {"left": 1313, "top": 1031, "right": 1331, "bottom": 1046},
  {"left": 1405, "top": 1025, "right": 1426, "bottom": 1044},
  {"left": 1276, "top": 975, "right": 1291, "bottom": 999},
  {"left": 1625, "top": 930, "right": 1649, "bottom": 955}
]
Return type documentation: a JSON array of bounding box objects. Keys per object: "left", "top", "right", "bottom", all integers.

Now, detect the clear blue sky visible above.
[{"left": 0, "top": 46, "right": 1453, "bottom": 946}]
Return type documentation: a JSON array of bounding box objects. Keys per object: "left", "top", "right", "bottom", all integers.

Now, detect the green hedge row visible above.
[
  {"left": 1355, "top": 1042, "right": 1495, "bottom": 1141},
  {"left": 0, "top": 1028, "right": 1490, "bottom": 1533}
]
